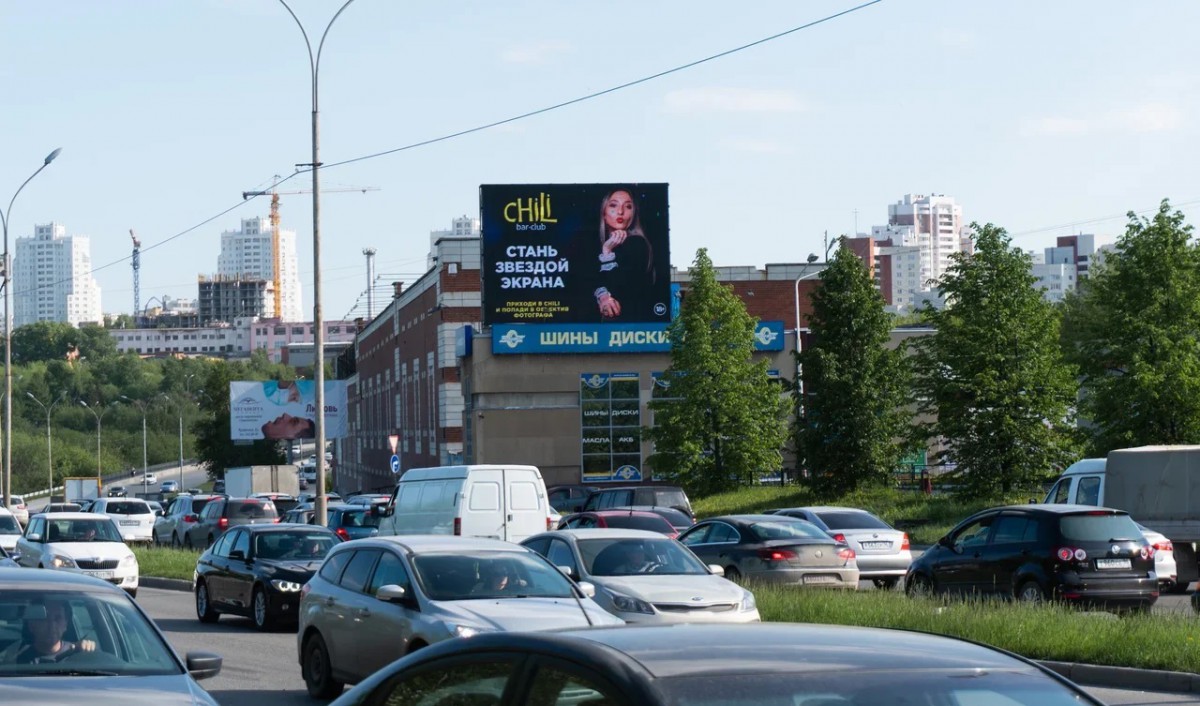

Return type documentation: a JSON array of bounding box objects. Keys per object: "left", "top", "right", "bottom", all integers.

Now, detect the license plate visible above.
[
  {"left": 88, "top": 570, "right": 115, "bottom": 580},
  {"left": 861, "top": 541, "right": 892, "bottom": 550},
  {"left": 803, "top": 575, "right": 839, "bottom": 585},
  {"left": 120, "top": 520, "right": 139, "bottom": 526},
  {"left": 1096, "top": 558, "right": 1131, "bottom": 570}
]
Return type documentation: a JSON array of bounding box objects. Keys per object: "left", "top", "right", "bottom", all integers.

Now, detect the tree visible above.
[
  {"left": 795, "top": 247, "right": 911, "bottom": 498},
  {"left": 645, "top": 248, "right": 787, "bottom": 496},
  {"left": 1061, "top": 200, "right": 1200, "bottom": 452},
  {"left": 11, "top": 322, "right": 74, "bottom": 364},
  {"left": 909, "top": 223, "right": 1079, "bottom": 497},
  {"left": 192, "top": 360, "right": 284, "bottom": 479}
]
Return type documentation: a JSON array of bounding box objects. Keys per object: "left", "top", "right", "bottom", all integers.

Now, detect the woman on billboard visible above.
[{"left": 591, "top": 187, "right": 659, "bottom": 321}]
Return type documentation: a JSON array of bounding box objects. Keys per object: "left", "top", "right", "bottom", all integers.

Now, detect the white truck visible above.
[
  {"left": 64, "top": 477, "right": 101, "bottom": 503},
  {"left": 1043, "top": 445, "right": 1200, "bottom": 592},
  {"left": 223, "top": 465, "right": 300, "bottom": 499}
]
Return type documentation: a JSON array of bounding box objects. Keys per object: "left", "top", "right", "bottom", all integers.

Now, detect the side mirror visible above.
[
  {"left": 185, "top": 652, "right": 223, "bottom": 681},
  {"left": 229, "top": 549, "right": 246, "bottom": 561},
  {"left": 708, "top": 564, "right": 725, "bottom": 577},
  {"left": 376, "top": 584, "right": 414, "bottom": 606},
  {"left": 1028, "top": 498, "right": 1039, "bottom": 504},
  {"left": 372, "top": 505, "right": 393, "bottom": 518},
  {"left": 25, "top": 533, "right": 41, "bottom": 543},
  {"left": 576, "top": 581, "right": 596, "bottom": 599},
  {"left": 556, "top": 565, "right": 576, "bottom": 579}
]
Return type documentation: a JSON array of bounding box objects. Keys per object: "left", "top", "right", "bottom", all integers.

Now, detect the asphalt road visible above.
[{"left": 136, "top": 587, "right": 1200, "bottom": 706}]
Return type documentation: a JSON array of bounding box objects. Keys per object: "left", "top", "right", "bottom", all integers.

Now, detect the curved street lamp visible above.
[
  {"left": 25, "top": 391, "right": 65, "bottom": 498},
  {"left": 0, "top": 147, "right": 62, "bottom": 509},
  {"left": 79, "top": 399, "right": 118, "bottom": 478},
  {"left": 121, "top": 396, "right": 150, "bottom": 491},
  {"left": 278, "top": 0, "right": 355, "bottom": 526}
]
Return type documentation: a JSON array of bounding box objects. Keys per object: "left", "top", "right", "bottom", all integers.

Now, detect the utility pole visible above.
[{"left": 363, "top": 247, "right": 377, "bottom": 318}]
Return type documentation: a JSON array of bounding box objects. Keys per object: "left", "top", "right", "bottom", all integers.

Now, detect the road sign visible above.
[
  {"left": 390, "top": 454, "right": 401, "bottom": 474},
  {"left": 388, "top": 435, "right": 399, "bottom": 454}
]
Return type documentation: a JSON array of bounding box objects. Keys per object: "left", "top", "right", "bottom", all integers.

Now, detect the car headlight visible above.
[
  {"left": 50, "top": 554, "right": 78, "bottom": 569},
  {"left": 120, "top": 555, "right": 138, "bottom": 568},
  {"left": 608, "top": 591, "right": 654, "bottom": 615},
  {"left": 740, "top": 590, "right": 757, "bottom": 612},
  {"left": 445, "top": 622, "right": 495, "bottom": 638},
  {"left": 271, "top": 579, "right": 303, "bottom": 592}
]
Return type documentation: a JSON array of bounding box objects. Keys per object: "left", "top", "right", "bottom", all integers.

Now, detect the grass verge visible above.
[
  {"left": 755, "top": 584, "right": 1200, "bottom": 674},
  {"left": 134, "top": 545, "right": 201, "bottom": 582}
]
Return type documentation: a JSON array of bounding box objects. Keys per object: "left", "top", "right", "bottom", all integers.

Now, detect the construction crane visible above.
[
  {"left": 129, "top": 229, "right": 141, "bottom": 318},
  {"left": 241, "top": 185, "right": 379, "bottom": 318}
]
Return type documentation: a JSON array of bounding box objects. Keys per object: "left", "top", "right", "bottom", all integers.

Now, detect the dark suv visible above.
[
  {"left": 583, "top": 485, "right": 694, "bottom": 521},
  {"left": 547, "top": 485, "right": 598, "bottom": 514},
  {"left": 906, "top": 504, "right": 1158, "bottom": 612},
  {"left": 184, "top": 497, "right": 279, "bottom": 549}
]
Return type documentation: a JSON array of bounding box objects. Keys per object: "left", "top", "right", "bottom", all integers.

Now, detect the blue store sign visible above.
[{"left": 492, "top": 320, "right": 785, "bottom": 355}]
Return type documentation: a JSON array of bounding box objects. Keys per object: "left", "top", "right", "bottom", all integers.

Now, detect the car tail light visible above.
[
  {"left": 900, "top": 533, "right": 910, "bottom": 551},
  {"left": 837, "top": 547, "right": 856, "bottom": 562},
  {"left": 831, "top": 533, "right": 846, "bottom": 543},
  {"left": 1155, "top": 541, "right": 1173, "bottom": 553},
  {"left": 546, "top": 516, "right": 553, "bottom": 531},
  {"left": 1056, "top": 546, "right": 1087, "bottom": 562},
  {"left": 453, "top": 517, "right": 461, "bottom": 536},
  {"left": 218, "top": 518, "right": 228, "bottom": 530},
  {"left": 758, "top": 548, "right": 796, "bottom": 562},
  {"left": 1139, "top": 545, "right": 1154, "bottom": 560},
  {"left": 335, "top": 527, "right": 349, "bottom": 541},
  {"left": 183, "top": 514, "right": 198, "bottom": 523}
]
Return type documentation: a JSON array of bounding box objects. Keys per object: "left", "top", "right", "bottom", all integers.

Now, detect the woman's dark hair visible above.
[{"left": 597, "top": 187, "right": 654, "bottom": 283}]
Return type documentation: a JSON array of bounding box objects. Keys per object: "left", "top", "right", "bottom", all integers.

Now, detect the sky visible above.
[{"left": 4, "top": 1, "right": 1200, "bottom": 321}]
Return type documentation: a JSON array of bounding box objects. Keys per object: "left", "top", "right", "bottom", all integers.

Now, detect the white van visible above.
[
  {"left": 1042, "top": 458, "right": 1107, "bottom": 506},
  {"left": 376, "top": 465, "right": 551, "bottom": 543}
]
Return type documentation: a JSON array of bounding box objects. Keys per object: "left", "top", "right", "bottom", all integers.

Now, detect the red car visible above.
[{"left": 557, "top": 510, "right": 679, "bottom": 538}]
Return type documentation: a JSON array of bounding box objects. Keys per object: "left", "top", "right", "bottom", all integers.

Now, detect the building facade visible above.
[
  {"left": 111, "top": 321, "right": 249, "bottom": 357},
  {"left": 216, "top": 216, "right": 302, "bottom": 321},
  {"left": 248, "top": 318, "right": 358, "bottom": 364},
  {"left": 13, "top": 222, "right": 102, "bottom": 328},
  {"left": 883, "top": 194, "right": 968, "bottom": 292},
  {"left": 197, "top": 276, "right": 272, "bottom": 324}
]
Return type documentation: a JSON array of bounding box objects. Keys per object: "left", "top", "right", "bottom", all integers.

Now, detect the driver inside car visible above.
[
  {"left": 0, "top": 600, "right": 96, "bottom": 664},
  {"left": 611, "top": 544, "right": 658, "bottom": 574}
]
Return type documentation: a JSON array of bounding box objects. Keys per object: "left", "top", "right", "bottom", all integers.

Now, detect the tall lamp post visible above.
[
  {"left": 79, "top": 400, "right": 117, "bottom": 479},
  {"left": 0, "top": 147, "right": 62, "bottom": 510},
  {"left": 279, "top": 0, "right": 355, "bottom": 526},
  {"left": 120, "top": 396, "right": 150, "bottom": 490},
  {"left": 26, "top": 392, "right": 64, "bottom": 498}
]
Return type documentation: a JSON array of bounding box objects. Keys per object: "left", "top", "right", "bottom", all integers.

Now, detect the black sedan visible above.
[
  {"left": 194, "top": 523, "right": 339, "bottom": 631},
  {"left": 678, "top": 514, "right": 860, "bottom": 588},
  {"left": 325, "top": 623, "right": 1102, "bottom": 706}
]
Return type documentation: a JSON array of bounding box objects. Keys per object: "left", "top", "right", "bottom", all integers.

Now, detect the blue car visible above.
[{"left": 325, "top": 504, "right": 380, "bottom": 541}]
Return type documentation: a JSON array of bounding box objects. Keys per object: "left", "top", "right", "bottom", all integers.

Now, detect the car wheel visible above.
[
  {"left": 1165, "top": 580, "right": 1191, "bottom": 595},
  {"left": 206, "top": 535, "right": 216, "bottom": 548},
  {"left": 171, "top": 532, "right": 182, "bottom": 548},
  {"left": 252, "top": 586, "right": 274, "bottom": 631},
  {"left": 1015, "top": 579, "right": 1045, "bottom": 603},
  {"left": 905, "top": 574, "right": 934, "bottom": 598},
  {"left": 303, "top": 634, "right": 344, "bottom": 699},
  {"left": 723, "top": 565, "right": 742, "bottom": 582},
  {"left": 183, "top": 534, "right": 194, "bottom": 550},
  {"left": 195, "top": 581, "right": 219, "bottom": 623},
  {"left": 873, "top": 577, "right": 900, "bottom": 591}
]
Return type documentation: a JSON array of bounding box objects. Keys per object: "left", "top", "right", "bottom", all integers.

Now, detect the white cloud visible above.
[
  {"left": 1118, "top": 103, "right": 1183, "bottom": 133},
  {"left": 721, "top": 137, "right": 789, "bottom": 154},
  {"left": 1021, "top": 117, "right": 1091, "bottom": 136},
  {"left": 500, "top": 40, "right": 570, "bottom": 65},
  {"left": 662, "top": 87, "right": 805, "bottom": 114}
]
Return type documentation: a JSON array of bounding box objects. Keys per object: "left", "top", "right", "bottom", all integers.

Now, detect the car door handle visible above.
[
  {"left": 324, "top": 597, "right": 336, "bottom": 607},
  {"left": 356, "top": 608, "right": 371, "bottom": 618}
]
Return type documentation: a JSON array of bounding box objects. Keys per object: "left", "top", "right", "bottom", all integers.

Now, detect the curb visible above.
[{"left": 137, "top": 576, "right": 1198, "bottom": 694}]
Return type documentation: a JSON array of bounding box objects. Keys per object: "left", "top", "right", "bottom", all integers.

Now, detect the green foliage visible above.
[
  {"left": 11, "top": 321, "right": 116, "bottom": 365},
  {"left": 796, "top": 248, "right": 912, "bottom": 499},
  {"left": 1061, "top": 200, "right": 1200, "bottom": 454},
  {"left": 645, "top": 249, "right": 787, "bottom": 496},
  {"left": 909, "top": 224, "right": 1079, "bottom": 497}
]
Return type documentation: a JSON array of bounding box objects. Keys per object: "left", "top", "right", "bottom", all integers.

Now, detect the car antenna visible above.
[{"left": 568, "top": 576, "right": 595, "bottom": 626}]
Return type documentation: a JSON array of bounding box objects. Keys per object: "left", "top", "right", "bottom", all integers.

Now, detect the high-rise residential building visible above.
[
  {"left": 883, "top": 194, "right": 966, "bottom": 288},
  {"left": 13, "top": 222, "right": 102, "bottom": 328},
  {"left": 428, "top": 215, "right": 480, "bottom": 268},
  {"left": 216, "top": 216, "right": 302, "bottom": 321},
  {"left": 1048, "top": 234, "right": 1096, "bottom": 278},
  {"left": 1028, "top": 249, "right": 1077, "bottom": 304}
]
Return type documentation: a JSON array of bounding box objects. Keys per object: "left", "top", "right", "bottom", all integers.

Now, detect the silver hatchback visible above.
[
  {"left": 295, "top": 535, "right": 621, "bottom": 699},
  {"left": 768, "top": 506, "right": 912, "bottom": 589}
]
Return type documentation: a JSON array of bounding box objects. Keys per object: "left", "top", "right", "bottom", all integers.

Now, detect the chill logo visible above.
[
  {"left": 498, "top": 329, "right": 526, "bottom": 349},
  {"left": 503, "top": 192, "right": 558, "bottom": 231},
  {"left": 755, "top": 325, "right": 779, "bottom": 347}
]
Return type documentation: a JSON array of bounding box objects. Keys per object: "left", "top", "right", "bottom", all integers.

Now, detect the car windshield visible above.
[
  {"left": 412, "top": 551, "right": 575, "bottom": 600},
  {"left": 254, "top": 531, "right": 337, "bottom": 560},
  {"left": 659, "top": 670, "right": 1087, "bottom": 706},
  {"left": 103, "top": 502, "right": 151, "bottom": 516},
  {"left": 0, "top": 590, "right": 181, "bottom": 677},
  {"left": 748, "top": 520, "right": 831, "bottom": 541},
  {"left": 652, "top": 490, "right": 690, "bottom": 510},
  {"left": 0, "top": 516, "right": 19, "bottom": 534},
  {"left": 1060, "top": 513, "right": 1142, "bottom": 542},
  {"left": 46, "top": 519, "right": 123, "bottom": 543},
  {"left": 814, "top": 510, "right": 892, "bottom": 530},
  {"left": 578, "top": 538, "right": 710, "bottom": 576}
]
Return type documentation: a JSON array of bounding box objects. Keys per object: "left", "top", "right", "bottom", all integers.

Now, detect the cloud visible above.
[
  {"left": 662, "top": 87, "right": 805, "bottom": 114},
  {"left": 500, "top": 40, "right": 570, "bottom": 65},
  {"left": 1021, "top": 103, "right": 1183, "bottom": 137},
  {"left": 721, "top": 137, "right": 789, "bottom": 154},
  {"left": 1021, "top": 117, "right": 1091, "bottom": 136},
  {"left": 1118, "top": 103, "right": 1183, "bottom": 133},
  {"left": 937, "top": 28, "right": 976, "bottom": 49}
]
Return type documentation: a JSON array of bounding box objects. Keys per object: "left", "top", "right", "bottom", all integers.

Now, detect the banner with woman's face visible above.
[{"left": 229, "top": 380, "right": 348, "bottom": 440}]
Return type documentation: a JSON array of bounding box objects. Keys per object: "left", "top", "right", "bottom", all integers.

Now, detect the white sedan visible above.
[
  {"left": 521, "top": 528, "right": 760, "bottom": 624},
  {"left": 15, "top": 512, "right": 139, "bottom": 597},
  {"left": 1137, "top": 523, "right": 1181, "bottom": 592},
  {"left": 141, "top": 472, "right": 158, "bottom": 485}
]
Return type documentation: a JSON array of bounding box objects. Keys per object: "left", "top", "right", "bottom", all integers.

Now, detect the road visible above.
[
  {"left": 34, "top": 462, "right": 210, "bottom": 512},
  {"left": 136, "top": 587, "right": 1200, "bottom": 706}
]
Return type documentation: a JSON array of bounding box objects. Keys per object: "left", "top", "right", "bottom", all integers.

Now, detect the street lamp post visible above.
[
  {"left": 26, "top": 392, "right": 64, "bottom": 497},
  {"left": 0, "top": 147, "right": 62, "bottom": 510},
  {"left": 120, "top": 396, "right": 149, "bottom": 484},
  {"left": 279, "top": 0, "right": 355, "bottom": 526},
  {"left": 79, "top": 400, "right": 117, "bottom": 480}
]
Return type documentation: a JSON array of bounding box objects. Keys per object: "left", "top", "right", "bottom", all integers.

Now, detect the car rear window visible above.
[
  {"left": 339, "top": 510, "right": 379, "bottom": 528},
  {"left": 230, "top": 501, "right": 277, "bottom": 518},
  {"left": 191, "top": 498, "right": 213, "bottom": 514},
  {"left": 814, "top": 510, "right": 891, "bottom": 530},
  {"left": 606, "top": 515, "right": 672, "bottom": 532},
  {"left": 105, "top": 501, "right": 151, "bottom": 515},
  {"left": 650, "top": 489, "right": 690, "bottom": 510},
  {"left": 749, "top": 520, "right": 831, "bottom": 541},
  {"left": 1060, "top": 513, "right": 1142, "bottom": 542}
]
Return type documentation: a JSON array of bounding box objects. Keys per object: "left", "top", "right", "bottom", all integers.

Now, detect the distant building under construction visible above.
[{"left": 197, "top": 275, "right": 273, "bottom": 325}]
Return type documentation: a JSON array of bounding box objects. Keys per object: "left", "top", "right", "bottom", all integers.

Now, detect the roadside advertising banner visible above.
[
  {"left": 480, "top": 183, "right": 671, "bottom": 327},
  {"left": 230, "top": 380, "right": 348, "bottom": 441}
]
